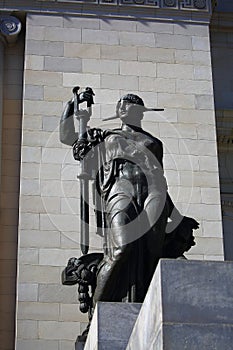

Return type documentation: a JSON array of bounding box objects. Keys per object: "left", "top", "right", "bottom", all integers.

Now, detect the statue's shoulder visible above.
[
  {"left": 140, "top": 128, "right": 163, "bottom": 148},
  {"left": 152, "top": 135, "right": 163, "bottom": 148}
]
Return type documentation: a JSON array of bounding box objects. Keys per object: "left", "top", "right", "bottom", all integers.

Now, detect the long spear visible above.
[{"left": 73, "top": 86, "right": 94, "bottom": 255}]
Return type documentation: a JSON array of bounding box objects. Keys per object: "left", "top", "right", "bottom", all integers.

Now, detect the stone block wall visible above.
[{"left": 16, "top": 10, "right": 224, "bottom": 348}]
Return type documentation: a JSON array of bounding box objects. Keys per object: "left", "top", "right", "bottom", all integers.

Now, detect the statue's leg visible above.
[
  {"left": 143, "top": 187, "right": 168, "bottom": 286},
  {"left": 94, "top": 191, "right": 142, "bottom": 302},
  {"left": 93, "top": 178, "right": 168, "bottom": 303}
]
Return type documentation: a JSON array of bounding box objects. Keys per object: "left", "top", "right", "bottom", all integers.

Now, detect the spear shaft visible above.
[{"left": 73, "top": 86, "right": 90, "bottom": 255}]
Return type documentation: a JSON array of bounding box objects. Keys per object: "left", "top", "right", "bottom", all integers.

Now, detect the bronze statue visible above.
[{"left": 60, "top": 88, "right": 199, "bottom": 333}]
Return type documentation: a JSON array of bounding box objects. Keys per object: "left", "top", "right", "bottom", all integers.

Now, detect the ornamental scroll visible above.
[{"left": 0, "top": 16, "right": 22, "bottom": 45}]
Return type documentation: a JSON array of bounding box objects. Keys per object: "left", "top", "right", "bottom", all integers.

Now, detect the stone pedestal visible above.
[
  {"left": 83, "top": 260, "right": 233, "bottom": 350},
  {"left": 127, "top": 259, "right": 233, "bottom": 350},
  {"left": 84, "top": 302, "right": 141, "bottom": 350}
]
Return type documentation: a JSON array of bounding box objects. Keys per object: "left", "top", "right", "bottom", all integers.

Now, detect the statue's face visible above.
[
  {"left": 118, "top": 100, "right": 132, "bottom": 119},
  {"left": 117, "top": 100, "right": 144, "bottom": 123}
]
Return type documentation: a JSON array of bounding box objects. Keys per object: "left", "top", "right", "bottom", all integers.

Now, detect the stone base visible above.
[
  {"left": 84, "top": 302, "right": 141, "bottom": 350},
  {"left": 75, "top": 335, "right": 86, "bottom": 350},
  {"left": 127, "top": 259, "right": 233, "bottom": 350},
  {"left": 82, "top": 260, "right": 233, "bottom": 349}
]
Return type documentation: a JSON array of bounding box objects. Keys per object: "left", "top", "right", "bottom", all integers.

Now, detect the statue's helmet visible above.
[
  {"left": 118, "top": 94, "right": 144, "bottom": 107},
  {"left": 103, "top": 93, "right": 163, "bottom": 121}
]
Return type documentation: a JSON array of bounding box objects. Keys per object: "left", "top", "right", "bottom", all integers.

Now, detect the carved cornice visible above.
[
  {"left": 53, "top": 0, "right": 212, "bottom": 12},
  {"left": 0, "top": 15, "right": 22, "bottom": 45},
  {"left": 0, "top": 0, "right": 214, "bottom": 22}
]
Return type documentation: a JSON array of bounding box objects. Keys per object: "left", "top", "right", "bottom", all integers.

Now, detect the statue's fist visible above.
[
  {"left": 182, "top": 216, "right": 199, "bottom": 230},
  {"left": 78, "top": 87, "right": 95, "bottom": 107}
]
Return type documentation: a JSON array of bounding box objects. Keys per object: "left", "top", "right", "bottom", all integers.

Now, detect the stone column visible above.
[{"left": 0, "top": 15, "right": 21, "bottom": 183}]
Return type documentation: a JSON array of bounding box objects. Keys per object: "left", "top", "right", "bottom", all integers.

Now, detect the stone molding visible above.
[
  {"left": 0, "top": 0, "right": 215, "bottom": 22},
  {"left": 52, "top": 0, "right": 212, "bottom": 12},
  {"left": 0, "top": 15, "right": 22, "bottom": 45}
]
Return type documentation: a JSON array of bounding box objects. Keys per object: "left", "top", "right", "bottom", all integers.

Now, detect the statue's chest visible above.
[
  {"left": 104, "top": 131, "right": 157, "bottom": 162},
  {"left": 107, "top": 131, "right": 155, "bottom": 149}
]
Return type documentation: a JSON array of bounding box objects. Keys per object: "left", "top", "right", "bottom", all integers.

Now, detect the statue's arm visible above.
[
  {"left": 155, "top": 139, "right": 182, "bottom": 221},
  {"left": 166, "top": 192, "right": 199, "bottom": 234},
  {"left": 166, "top": 190, "right": 184, "bottom": 225},
  {"left": 60, "top": 100, "right": 79, "bottom": 146},
  {"left": 156, "top": 138, "right": 164, "bottom": 168},
  {"left": 166, "top": 193, "right": 178, "bottom": 217}
]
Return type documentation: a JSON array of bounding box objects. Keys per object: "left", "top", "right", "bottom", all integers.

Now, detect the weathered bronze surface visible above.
[{"left": 60, "top": 88, "right": 199, "bottom": 334}]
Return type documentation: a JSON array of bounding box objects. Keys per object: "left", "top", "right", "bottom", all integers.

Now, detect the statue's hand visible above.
[
  {"left": 79, "top": 88, "right": 95, "bottom": 107},
  {"left": 163, "top": 216, "right": 199, "bottom": 259},
  {"left": 73, "top": 140, "right": 92, "bottom": 161},
  {"left": 182, "top": 216, "right": 199, "bottom": 230}
]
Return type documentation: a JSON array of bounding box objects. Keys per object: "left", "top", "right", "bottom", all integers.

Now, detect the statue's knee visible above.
[
  {"left": 144, "top": 192, "right": 167, "bottom": 227},
  {"left": 112, "top": 245, "right": 126, "bottom": 261},
  {"left": 110, "top": 209, "right": 130, "bottom": 228}
]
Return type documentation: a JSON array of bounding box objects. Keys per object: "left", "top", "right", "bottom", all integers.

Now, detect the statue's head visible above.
[{"left": 116, "top": 94, "right": 145, "bottom": 124}]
